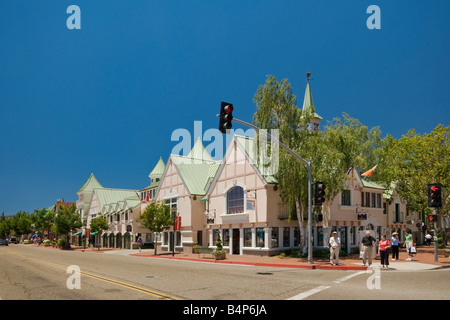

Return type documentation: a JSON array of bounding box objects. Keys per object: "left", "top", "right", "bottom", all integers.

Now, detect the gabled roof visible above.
[
  {"left": 158, "top": 139, "right": 221, "bottom": 196},
  {"left": 149, "top": 157, "right": 166, "bottom": 178},
  {"left": 234, "top": 135, "right": 278, "bottom": 184},
  {"left": 187, "top": 138, "right": 214, "bottom": 162},
  {"left": 77, "top": 173, "right": 103, "bottom": 193},
  {"left": 90, "top": 188, "right": 139, "bottom": 215}
]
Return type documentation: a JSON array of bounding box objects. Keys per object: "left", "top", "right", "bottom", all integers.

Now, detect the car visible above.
[
  {"left": 0, "top": 239, "right": 9, "bottom": 246},
  {"left": 8, "top": 237, "right": 17, "bottom": 244}
]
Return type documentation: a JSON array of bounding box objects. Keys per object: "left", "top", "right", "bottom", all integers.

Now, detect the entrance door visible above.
[{"left": 232, "top": 229, "right": 240, "bottom": 255}]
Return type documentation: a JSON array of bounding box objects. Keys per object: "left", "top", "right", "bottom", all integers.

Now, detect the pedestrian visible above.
[
  {"left": 137, "top": 236, "right": 143, "bottom": 252},
  {"left": 378, "top": 234, "right": 391, "bottom": 269},
  {"left": 403, "top": 229, "right": 414, "bottom": 261},
  {"left": 329, "top": 231, "right": 340, "bottom": 266},
  {"left": 425, "top": 233, "right": 432, "bottom": 246},
  {"left": 391, "top": 232, "right": 399, "bottom": 260},
  {"left": 361, "top": 230, "right": 376, "bottom": 266}
]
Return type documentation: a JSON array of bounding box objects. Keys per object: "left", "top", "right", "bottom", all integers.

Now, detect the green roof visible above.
[
  {"left": 149, "top": 157, "right": 165, "bottom": 178},
  {"left": 92, "top": 188, "right": 139, "bottom": 214},
  {"left": 77, "top": 173, "right": 103, "bottom": 193},
  {"left": 302, "top": 81, "right": 322, "bottom": 120},
  {"left": 361, "top": 179, "right": 385, "bottom": 190},
  {"left": 165, "top": 139, "right": 221, "bottom": 195},
  {"left": 172, "top": 155, "right": 221, "bottom": 195}
]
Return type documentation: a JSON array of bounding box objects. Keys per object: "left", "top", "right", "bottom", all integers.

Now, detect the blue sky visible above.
[{"left": 0, "top": 0, "right": 449, "bottom": 215}]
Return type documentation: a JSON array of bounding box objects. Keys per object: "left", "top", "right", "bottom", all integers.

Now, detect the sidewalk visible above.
[
  {"left": 34, "top": 243, "right": 450, "bottom": 271},
  {"left": 129, "top": 245, "right": 450, "bottom": 271}
]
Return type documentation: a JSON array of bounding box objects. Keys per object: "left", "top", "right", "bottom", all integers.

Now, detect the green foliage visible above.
[
  {"left": 252, "top": 75, "right": 385, "bottom": 226},
  {"left": 378, "top": 124, "right": 450, "bottom": 216},
  {"left": 51, "top": 204, "right": 81, "bottom": 243},
  {"left": 90, "top": 216, "right": 109, "bottom": 234},
  {"left": 139, "top": 201, "right": 173, "bottom": 255}
]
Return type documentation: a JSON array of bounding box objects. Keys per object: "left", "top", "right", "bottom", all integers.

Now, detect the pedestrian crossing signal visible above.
[
  {"left": 427, "top": 183, "right": 442, "bottom": 208},
  {"left": 428, "top": 214, "right": 438, "bottom": 223}
]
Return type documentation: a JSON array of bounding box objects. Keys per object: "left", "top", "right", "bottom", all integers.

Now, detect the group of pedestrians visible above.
[{"left": 329, "top": 229, "right": 416, "bottom": 268}]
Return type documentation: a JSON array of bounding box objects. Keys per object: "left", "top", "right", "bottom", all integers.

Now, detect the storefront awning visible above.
[
  {"left": 90, "top": 232, "right": 99, "bottom": 236},
  {"left": 200, "top": 196, "right": 208, "bottom": 202},
  {"left": 74, "top": 232, "right": 82, "bottom": 236}
]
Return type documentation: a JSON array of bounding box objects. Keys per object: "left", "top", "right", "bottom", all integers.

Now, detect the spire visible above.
[{"left": 301, "top": 72, "right": 322, "bottom": 120}]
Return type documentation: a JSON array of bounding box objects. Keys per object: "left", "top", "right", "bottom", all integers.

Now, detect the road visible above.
[{"left": 1, "top": 245, "right": 449, "bottom": 301}]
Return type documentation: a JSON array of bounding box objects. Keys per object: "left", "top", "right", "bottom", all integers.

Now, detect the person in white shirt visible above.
[{"left": 329, "top": 231, "right": 341, "bottom": 265}]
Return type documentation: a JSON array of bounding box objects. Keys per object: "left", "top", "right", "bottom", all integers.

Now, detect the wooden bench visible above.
[{"left": 196, "top": 247, "right": 214, "bottom": 259}]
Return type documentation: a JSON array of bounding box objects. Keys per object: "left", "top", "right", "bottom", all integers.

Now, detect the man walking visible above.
[{"left": 361, "top": 230, "right": 376, "bottom": 266}]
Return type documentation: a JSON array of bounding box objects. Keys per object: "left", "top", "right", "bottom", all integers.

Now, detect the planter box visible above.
[{"left": 214, "top": 252, "right": 226, "bottom": 260}]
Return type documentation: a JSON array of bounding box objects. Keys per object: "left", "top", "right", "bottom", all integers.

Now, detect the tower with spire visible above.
[{"left": 302, "top": 72, "right": 322, "bottom": 132}]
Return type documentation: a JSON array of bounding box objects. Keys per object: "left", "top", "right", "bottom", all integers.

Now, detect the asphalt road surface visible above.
[{"left": 1, "top": 245, "right": 449, "bottom": 301}]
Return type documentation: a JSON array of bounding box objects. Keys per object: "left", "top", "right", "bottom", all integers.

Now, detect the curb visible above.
[{"left": 129, "top": 253, "right": 369, "bottom": 271}]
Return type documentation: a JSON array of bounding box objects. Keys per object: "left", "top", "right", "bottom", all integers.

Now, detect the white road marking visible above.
[
  {"left": 288, "top": 271, "right": 366, "bottom": 300},
  {"left": 287, "top": 285, "right": 331, "bottom": 300},
  {"left": 333, "top": 271, "right": 366, "bottom": 284}
]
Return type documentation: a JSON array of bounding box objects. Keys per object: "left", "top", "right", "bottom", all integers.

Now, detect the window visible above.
[
  {"left": 365, "top": 193, "right": 370, "bottom": 208},
  {"left": 256, "top": 227, "right": 265, "bottom": 247},
  {"left": 294, "top": 227, "right": 300, "bottom": 246},
  {"left": 227, "top": 186, "right": 244, "bottom": 214},
  {"left": 271, "top": 227, "right": 279, "bottom": 248},
  {"left": 361, "top": 192, "right": 365, "bottom": 207},
  {"left": 244, "top": 228, "right": 252, "bottom": 247},
  {"left": 377, "top": 194, "right": 382, "bottom": 208},
  {"left": 223, "top": 229, "right": 230, "bottom": 246},
  {"left": 341, "top": 190, "right": 351, "bottom": 206},
  {"left": 371, "top": 193, "right": 376, "bottom": 208},
  {"left": 283, "top": 228, "right": 290, "bottom": 247},
  {"left": 175, "top": 231, "right": 181, "bottom": 246}
]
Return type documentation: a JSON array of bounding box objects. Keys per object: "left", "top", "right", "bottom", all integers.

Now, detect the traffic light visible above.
[
  {"left": 428, "top": 214, "right": 438, "bottom": 223},
  {"left": 219, "top": 102, "right": 233, "bottom": 133},
  {"left": 427, "top": 183, "right": 442, "bottom": 208},
  {"left": 314, "top": 181, "right": 326, "bottom": 205}
]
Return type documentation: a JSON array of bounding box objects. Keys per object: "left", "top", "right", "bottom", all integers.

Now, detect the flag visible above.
[
  {"left": 361, "top": 164, "right": 378, "bottom": 178},
  {"left": 145, "top": 192, "right": 151, "bottom": 202},
  {"left": 136, "top": 192, "right": 146, "bottom": 203}
]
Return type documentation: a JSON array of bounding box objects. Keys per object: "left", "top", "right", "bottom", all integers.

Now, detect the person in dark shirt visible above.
[{"left": 361, "top": 231, "right": 376, "bottom": 266}]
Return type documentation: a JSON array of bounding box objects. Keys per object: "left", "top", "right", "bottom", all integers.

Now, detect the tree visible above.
[
  {"left": 90, "top": 216, "right": 109, "bottom": 248},
  {"left": 379, "top": 124, "right": 450, "bottom": 217},
  {"left": 51, "top": 204, "right": 81, "bottom": 248},
  {"left": 138, "top": 201, "right": 173, "bottom": 255},
  {"left": 31, "top": 208, "right": 55, "bottom": 241},
  {"left": 252, "top": 75, "right": 386, "bottom": 254},
  {"left": 11, "top": 211, "right": 32, "bottom": 240}
]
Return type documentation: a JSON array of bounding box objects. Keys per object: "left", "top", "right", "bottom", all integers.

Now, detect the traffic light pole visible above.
[
  {"left": 221, "top": 116, "right": 314, "bottom": 264},
  {"left": 433, "top": 208, "right": 438, "bottom": 263}
]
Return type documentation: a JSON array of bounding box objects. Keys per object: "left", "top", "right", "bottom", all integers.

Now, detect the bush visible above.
[{"left": 57, "top": 239, "right": 66, "bottom": 248}]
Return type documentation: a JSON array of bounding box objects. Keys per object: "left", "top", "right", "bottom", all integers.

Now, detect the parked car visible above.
[
  {"left": 0, "top": 239, "right": 9, "bottom": 246},
  {"left": 8, "top": 237, "right": 18, "bottom": 244}
]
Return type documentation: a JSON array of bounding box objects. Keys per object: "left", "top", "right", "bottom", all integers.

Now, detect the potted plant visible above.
[
  {"left": 192, "top": 245, "right": 201, "bottom": 254},
  {"left": 212, "top": 233, "right": 226, "bottom": 260}
]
